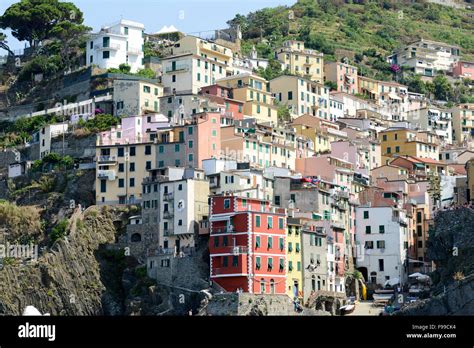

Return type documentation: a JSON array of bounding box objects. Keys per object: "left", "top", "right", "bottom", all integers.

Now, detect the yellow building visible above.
[
  {"left": 451, "top": 103, "right": 474, "bottom": 147},
  {"left": 286, "top": 218, "right": 303, "bottom": 300},
  {"left": 275, "top": 40, "right": 324, "bottom": 83},
  {"left": 216, "top": 73, "right": 278, "bottom": 124},
  {"left": 291, "top": 114, "right": 344, "bottom": 154},
  {"left": 113, "top": 79, "right": 163, "bottom": 117},
  {"left": 270, "top": 75, "right": 330, "bottom": 119},
  {"left": 379, "top": 127, "right": 440, "bottom": 164}
]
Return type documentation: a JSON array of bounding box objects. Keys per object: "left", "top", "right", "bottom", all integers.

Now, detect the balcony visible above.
[
  {"left": 165, "top": 63, "right": 190, "bottom": 73},
  {"left": 163, "top": 228, "right": 174, "bottom": 236},
  {"left": 163, "top": 211, "right": 174, "bottom": 219},
  {"left": 199, "top": 220, "right": 209, "bottom": 235},
  {"left": 330, "top": 220, "right": 345, "bottom": 230},
  {"left": 97, "top": 169, "right": 116, "bottom": 180},
  {"left": 97, "top": 155, "right": 117, "bottom": 164},
  {"left": 127, "top": 46, "right": 142, "bottom": 55},
  {"left": 94, "top": 43, "right": 121, "bottom": 51},
  {"left": 163, "top": 192, "right": 174, "bottom": 202}
]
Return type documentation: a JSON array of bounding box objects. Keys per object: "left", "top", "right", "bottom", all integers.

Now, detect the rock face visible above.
[
  {"left": 0, "top": 206, "right": 117, "bottom": 315},
  {"left": 201, "top": 293, "right": 329, "bottom": 316},
  {"left": 395, "top": 208, "right": 474, "bottom": 316},
  {"left": 395, "top": 276, "right": 474, "bottom": 315}
]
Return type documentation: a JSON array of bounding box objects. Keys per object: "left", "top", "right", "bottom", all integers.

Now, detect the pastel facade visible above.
[
  {"left": 113, "top": 79, "right": 163, "bottom": 117},
  {"left": 324, "top": 62, "right": 358, "bottom": 95},
  {"left": 275, "top": 40, "right": 324, "bottom": 83}
]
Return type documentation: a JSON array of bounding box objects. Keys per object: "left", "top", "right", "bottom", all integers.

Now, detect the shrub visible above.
[{"left": 50, "top": 219, "right": 68, "bottom": 242}]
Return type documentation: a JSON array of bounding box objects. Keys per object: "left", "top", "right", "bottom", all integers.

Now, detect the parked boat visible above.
[{"left": 339, "top": 304, "right": 355, "bottom": 315}]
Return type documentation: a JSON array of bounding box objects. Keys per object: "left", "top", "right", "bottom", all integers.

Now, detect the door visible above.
[{"left": 175, "top": 239, "right": 181, "bottom": 253}]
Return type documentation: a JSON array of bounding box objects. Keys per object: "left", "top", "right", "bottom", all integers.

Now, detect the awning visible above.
[
  {"left": 209, "top": 215, "right": 231, "bottom": 222},
  {"left": 384, "top": 277, "right": 400, "bottom": 287},
  {"left": 388, "top": 93, "right": 401, "bottom": 100}
]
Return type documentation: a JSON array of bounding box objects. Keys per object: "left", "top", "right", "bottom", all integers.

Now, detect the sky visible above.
[{"left": 0, "top": 0, "right": 296, "bottom": 52}]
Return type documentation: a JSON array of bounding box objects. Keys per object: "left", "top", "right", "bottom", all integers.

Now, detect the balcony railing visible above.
[
  {"left": 127, "top": 47, "right": 142, "bottom": 55},
  {"left": 98, "top": 170, "right": 116, "bottom": 180},
  {"left": 163, "top": 211, "right": 174, "bottom": 219},
  {"left": 94, "top": 43, "right": 121, "bottom": 50},
  {"left": 163, "top": 228, "right": 174, "bottom": 236},
  {"left": 165, "top": 63, "right": 190, "bottom": 73},
  {"left": 97, "top": 155, "right": 117, "bottom": 164},
  {"left": 163, "top": 192, "right": 174, "bottom": 201}
]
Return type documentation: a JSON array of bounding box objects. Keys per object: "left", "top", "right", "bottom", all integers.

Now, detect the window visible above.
[
  {"left": 130, "top": 147, "right": 136, "bottom": 156},
  {"left": 395, "top": 146, "right": 400, "bottom": 153},
  {"left": 175, "top": 144, "right": 180, "bottom": 152},
  {"left": 387, "top": 147, "right": 391, "bottom": 154},
  {"left": 288, "top": 242, "right": 293, "bottom": 252},
  {"left": 267, "top": 216, "right": 273, "bottom": 229},
  {"left": 159, "top": 145, "right": 164, "bottom": 153},
  {"left": 178, "top": 184, "right": 183, "bottom": 191},
  {"left": 278, "top": 218, "right": 284, "bottom": 229},
  {"left": 222, "top": 256, "right": 228, "bottom": 267},
  {"left": 145, "top": 145, "right": 151, "bottom": 155},
  {"left": 224, "top": 199, "right": 230, "bottom": 209},
  {"left": 288, "top": 261, "right": 293, "bottom": 271},
  {"left": 418, "top": 240, "right": 423, "bottom": 248},
  {"left": 365, "top": 226, "right": 371, "bottom": 234},
  {"left": 275, "top": 196, "right": 281, "bottom": 206},
  {"left": 288, "top": 91, "right": 293, "bottom": 100},
  {"left": 417, "top": 225, "right": 423, "bottom": 237},
  {"left": 279, "top": 258, "right": 284, "bottom": 271},
  {"left": 232, "top": 256, "right": 238, "bottom": 267},
  {"left": 146, "top": 161, "right": 151, "bottom": 170},
  {"left": 214, "top": 236, "right": 219, "bottom": 247},
  {"left": 256, "top": 215, "right": 261, "bottom": 227},
  {"left": 129, "top": 162, "right": 135, "bottom": 172},
  {"left": 129, "top": 178, "right": 135, "bottom": 187},
  {"left": 279, "top": 237, "right": 284, "bottom": 251},
  {"left": 118, "top": 163, "right": 124, "bottom": 172},
  {"left": 297, "top": 261, "right": 301, "bottom": 271},
  {"left": 256, "top": 256, "right": 261, "bottom": 270},
  {"left": 377, "top": 240, "right": 385, "bottom": 249},
  {"left": 363, "top": 211, "right": 369, "bottom": 219},
  {"left": 379, "top": 225, "right": 385, "bottom": 234},
  {"left": 268, "top": 257, "right": 273, "bottom": 270},
  {"left": 295, "top": 243, "right": 300, "bottom": 253},
  {"left": 188, "top": 154, "right": 193, "bottom": 162},
  {"left": 365, "top": 241, "right": 374, "bottom": 249},
  {"left": 100, "top": 180, "right": 107, "bottom": 193},
  {"left": 382, "top": 135, "right": 387, "bottom": 141},
  {"left": 124, "top": 27, "right": 129, "bottom": 35},
  {"left": 143, "top": 85, "right": 151, "bottom": 93},
  {"left": 102, "top": 51, "right": 110, "bottom": 59},
  {"left": 267, "top": 237, "right": 273, "bottom": 249},
  {"left": 378, "top": 259, "right": 384, "bottom": 272},
  {"left": 256, "top": 236, "right": 261, "bottom": 248},
  {"left": 118, "top": 179, "right": 124, "bottom": 188}
]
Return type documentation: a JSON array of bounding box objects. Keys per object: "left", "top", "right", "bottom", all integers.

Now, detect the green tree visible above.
[
  {"left": 0, "top": 31, "right": 13, "bottom": 55},
  {"left": 432, "top": 75, "right": 454, "bottom": 101},
  {"left": 1, "top": 0, "right": 86, "bottom": 48}
]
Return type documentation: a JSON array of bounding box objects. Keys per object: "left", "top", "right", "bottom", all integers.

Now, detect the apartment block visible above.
[
  {"left": 275, "top": 40, "right": 324, "bottom": 83},
  {"left": 113, "top": 79, "right": 163, "bottom": 116},
  {"left": 324, "top": 61, "right": 358, "bottom": 95},
  {"left": 270, "top": 75, "right": 330, "bottom": 119},
  {"left": 209, "top": 195, "right": 287, "bottom": 294}
]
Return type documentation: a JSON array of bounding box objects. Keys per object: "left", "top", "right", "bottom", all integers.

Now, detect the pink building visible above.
[
  {"left": 325, "top": 62, "right": 358, "bottom": 95},
  {"left": 452, "top": 60, "right": 474, "bottom": 81},
  {"left": 97, "top": 114, "right": 170, "bottom": 146},
  {"left": 183, "top": 112, "right": 222, "bottom": 169},
  {"left": 296, "top": 155, "right": 354, "bottom": 188},
  {"left": 199, "top": 84, "right": 245, "bottom": 121}
]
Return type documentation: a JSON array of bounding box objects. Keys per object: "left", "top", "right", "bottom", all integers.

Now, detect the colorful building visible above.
[
  {"left": 209, "top": 195, "right": 287, "bottom": 294},
  {"left": 275, "top": 40, "right": 324, "bottom": 83},
  {"left": 216, "top": 73, "right": 278, "bottom": 124},
  {"left": 324, "top": 61, "right": 358, "bottom": 95},
  {"left": 452, "top": 60, "right": 474, "bottom": 81}
]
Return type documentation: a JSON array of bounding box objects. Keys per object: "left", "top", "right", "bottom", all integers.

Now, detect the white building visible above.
[
  {"left": 86, "top": 19, "right": 145, "bottom": 73},
  {"left": 39, "top": 123, "right": 69, "bottom": 159},
  {"left": 161, "top": 36, "right": 233, "bottom": 95},
  {"left": 407, "top": 107, "right": 453, "bottom": 145},
  {"left": 387, "top": 39, "right": 461, "bottom": 77},
  {"left": 355, "top": 206, "right": 408, "bottom": 287},
  {"left": 329, "top": 94, "right": 345, "bottom": 122},
  {"left": 141, "top": 167, "right": 210, "bottom": 250}
]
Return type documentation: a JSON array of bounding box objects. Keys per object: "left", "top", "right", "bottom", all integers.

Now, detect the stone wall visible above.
[{"left": 50, "top": 134, "right": 96, "bottom": 160}]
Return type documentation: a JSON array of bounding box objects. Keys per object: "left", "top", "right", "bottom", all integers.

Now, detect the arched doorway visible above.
[{"left": 370, "top": 271, "right": 377, "bottom": 284}]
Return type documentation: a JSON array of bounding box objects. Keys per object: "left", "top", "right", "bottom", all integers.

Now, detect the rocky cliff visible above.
[{"left": 0, "top": 206, "right": 120, "bottom": 315}]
